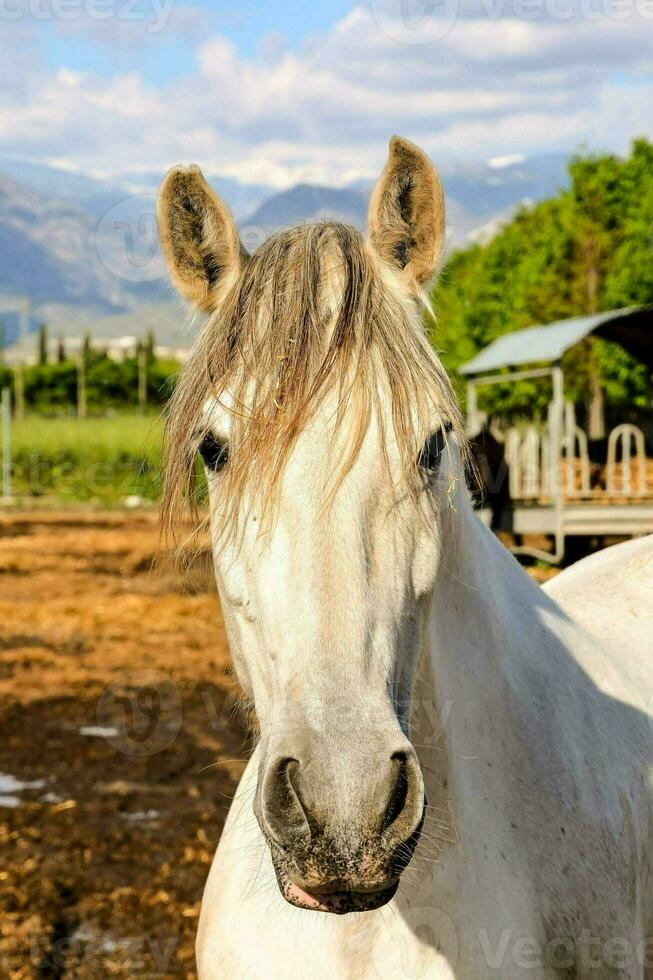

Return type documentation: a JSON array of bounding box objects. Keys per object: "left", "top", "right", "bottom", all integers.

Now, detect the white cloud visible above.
[
  {"left": 488, "top": 154, "right": 526, "bottom": 167},
  {"left": 0, "top": 2, "right": 651, "bottom": 187}
]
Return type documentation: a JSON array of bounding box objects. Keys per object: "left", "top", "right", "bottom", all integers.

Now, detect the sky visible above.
[{"left": 1, "top": 0, "right": 652, "bottom": 188}]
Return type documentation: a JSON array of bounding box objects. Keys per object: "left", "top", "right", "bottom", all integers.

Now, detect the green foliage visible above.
[
  {"left": 9, "top": 414, "right": 165, "bottom": 503},
  {"left": 431, "top": 139, "right": 653, "bottom": 422},
  {"left": 0, "top": 333, "right": 184, "bottom": 501},
  {"left": 4, "top": 350, "right": 180, "bottom": 414},
  {"left": 23, "top": 361, "right": 78, "bottom": 411}
]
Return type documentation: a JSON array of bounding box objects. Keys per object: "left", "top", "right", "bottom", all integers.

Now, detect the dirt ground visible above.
[
  {"left": 0, "top": 510, "right": 562, "bottom": 979},
  {"left": 0, "top": 511, "right": 248, "bottom": 979}
]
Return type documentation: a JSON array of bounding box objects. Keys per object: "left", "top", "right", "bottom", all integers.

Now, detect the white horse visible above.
[{"left": 157, "top": 138, "right": 653, "bottom": 979}]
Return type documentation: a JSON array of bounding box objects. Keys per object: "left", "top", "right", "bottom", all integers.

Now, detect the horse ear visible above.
[
  {"left": 157, "top": 165, "right": 246, "bottom": 312},
  {"left": 368, "top": 136, "right": 445, "bottom": 291}
]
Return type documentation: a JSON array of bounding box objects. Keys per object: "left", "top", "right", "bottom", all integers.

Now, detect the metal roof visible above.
[{"left": 459, "top": 306, "right": 653, "bottom": 375}]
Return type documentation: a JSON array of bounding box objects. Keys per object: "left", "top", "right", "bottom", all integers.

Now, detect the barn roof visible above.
[{"left": 459, "top": 306, "right": 653, "bottom": 375}]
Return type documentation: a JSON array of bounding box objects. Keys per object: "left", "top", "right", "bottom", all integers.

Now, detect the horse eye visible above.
[
  {"left": 418, "top": 424, "right": 452, "bottom": 473},
  {"left": 198, "top": 433, "right": 229, "bottom": 473}
]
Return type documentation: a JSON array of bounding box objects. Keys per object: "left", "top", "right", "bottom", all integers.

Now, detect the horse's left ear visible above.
[{"left": 368, "top": 136, "right": 445, "bottom": 292}]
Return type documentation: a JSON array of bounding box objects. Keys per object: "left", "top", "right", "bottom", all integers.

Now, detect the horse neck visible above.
[{"left": 411, "top": 494, "right": 560, "bottom": 811}]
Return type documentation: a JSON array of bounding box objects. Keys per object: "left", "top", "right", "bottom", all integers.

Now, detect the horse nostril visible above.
[
  {"left": 381, "top": 752, "right": 410, "bottom": 832},
  {"left": 261, "top": 756, "right": 311, "bottom": 847}
]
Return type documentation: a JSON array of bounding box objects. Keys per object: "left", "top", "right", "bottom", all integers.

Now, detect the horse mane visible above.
[{"left": 161, "top": 220, "right": 464, "bottom": 548}]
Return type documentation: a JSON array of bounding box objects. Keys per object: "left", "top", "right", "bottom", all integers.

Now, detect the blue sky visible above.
[
  {"left": 1, "top": 0, "right": 652, "bottom": 187},
  {"left": 36, "top": 0, "right": 358, "bottom": 83}
]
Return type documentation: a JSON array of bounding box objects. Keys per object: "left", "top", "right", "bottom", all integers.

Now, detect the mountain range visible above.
[{"left": 0, "top": 153, "right": 569, "bottom": 348}]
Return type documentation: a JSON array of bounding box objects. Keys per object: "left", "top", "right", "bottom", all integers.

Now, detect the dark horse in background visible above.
[{"left": 467, "top": 417, "right": 511, "bottom": 529}]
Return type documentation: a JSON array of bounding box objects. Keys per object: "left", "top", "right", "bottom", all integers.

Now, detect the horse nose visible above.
[
  {"left": 259, "top": 748, "right": 424, "bottom": 852},
  {"left": 380, "top": 750, "right": 425, "bottom": 848},
  {"left": 259, "top": 757, "right": 311, "bottom": 849}
]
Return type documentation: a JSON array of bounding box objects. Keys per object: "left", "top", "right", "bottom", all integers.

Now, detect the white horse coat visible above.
[{"left": 197, "top": 517, "right": 653, "bottom": 979}]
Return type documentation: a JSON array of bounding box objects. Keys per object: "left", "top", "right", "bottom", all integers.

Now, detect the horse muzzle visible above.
[
  {"left": 255, "top": 745, "right": 425, "bottom": 914},
  {"left": 274, "top": 867, "right": 401, "bottom": 914}
]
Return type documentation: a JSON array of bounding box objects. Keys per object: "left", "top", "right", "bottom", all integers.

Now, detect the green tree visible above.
[{"left": 431, "top": 139, "right": 653, "bottom": 425}]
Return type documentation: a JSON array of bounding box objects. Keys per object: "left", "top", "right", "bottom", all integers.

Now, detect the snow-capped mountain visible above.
[{"left": 0, "top": 153, "right": 569, "bottom": 343}]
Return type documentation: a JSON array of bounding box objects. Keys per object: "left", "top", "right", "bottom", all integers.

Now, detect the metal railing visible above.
[{"left": 503, "top": 413, "right": 651, "bottom": 501}]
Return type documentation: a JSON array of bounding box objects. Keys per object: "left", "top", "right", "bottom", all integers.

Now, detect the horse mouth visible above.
[
  {"left": 273, "top": 866, "right": 399, "bottom": 914},
  {"left": 263, "top": 804, "right": 426, "bottom": 914}
]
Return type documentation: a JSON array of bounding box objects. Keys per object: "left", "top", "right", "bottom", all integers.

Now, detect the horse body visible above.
[
  {"left": 155, "top": 137, "right": 653, "bottom": 979},
  {"left": 197, "top": 513, "right": 653, "bottom": 979}
]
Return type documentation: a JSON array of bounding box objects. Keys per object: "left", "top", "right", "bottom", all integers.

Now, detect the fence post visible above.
[
  {"left": 14, "top": 362, "right": 24, "bottom": 420},
  {"left": 138, "top": 345, "right": 147, "bottom": 412},
  {"left": 77, "top": 351, "right": 87, "bottom": 420},
  {"left": 466, "top": 380, "right": 478, "bottom": 435},
  {"left": 1, "top": 387, "right": 11, "bottom": 502}
]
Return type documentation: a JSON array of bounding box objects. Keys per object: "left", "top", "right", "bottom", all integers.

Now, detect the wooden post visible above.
[
  {"left": 138, "top": 345, "right": 147, "bottom": 412},
  {"left": 550, "top": 365, "right": 565, "bottom": 562},
  {"left": 466, "top": 380, "right": 478, "bottom": 435},
  {"left": 77, "top": 350, "right": 87, "bottom": 420},
  {"left": 14, "top": 362, "right": 24, "bottom": 421},
  {"left": 587, "top": 356, "right": 605, "bottom": 441},
  {"left": 38, "top": 323, "right": 48, "bottom": 366},
  {"left": 576, "top": 221, "right": 606, "bottom": 441},
  {"left": 1, "top": 387, "right": 11, "bottom": 501},
  {"left": 550, "top": 366, "right": 564, "bottom": 493},
  {"left": 17, "top": 299, "right": 29, "bottom": 423}
]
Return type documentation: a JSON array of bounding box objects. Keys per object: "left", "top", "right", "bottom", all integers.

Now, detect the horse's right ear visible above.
[
  {"left": 157, "top": 165, "right": 245, "bottom": 312},
  {"left": 368, "top": 137, "right": 445, "bottom": 294}
]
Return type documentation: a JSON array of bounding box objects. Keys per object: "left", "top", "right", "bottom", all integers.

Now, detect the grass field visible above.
[{"left": 6, "top": 413, "right": 166, "bottom": 504}]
